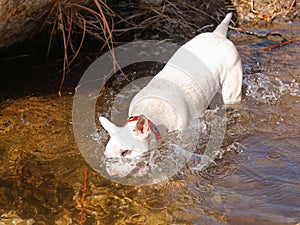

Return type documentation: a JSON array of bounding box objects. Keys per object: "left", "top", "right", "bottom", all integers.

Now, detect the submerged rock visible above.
[{"left": 0, "top": 210, "right": 35, "bottom": 225}]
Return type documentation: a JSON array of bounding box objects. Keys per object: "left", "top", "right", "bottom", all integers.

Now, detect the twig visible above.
[
  {"left": 47, "top": 0, "right": 60, "bottom": 58},
  {"left": 80, "top": 166, "right": 88, "bottom": 225},
  {"left": 179, "top": 0, "right": 219, "bottom": 24},
  {"left": 0, "top": 54, "right": 31, "bottom": 62},
  {"left": 57, "top": 0, "right": 69, "bottom": 97},
  {"left": 262, "top": 38, "right": 300, "bottom": 51},
  {"left": 68, "top": 13, "right": 87, "bottom": 66}
]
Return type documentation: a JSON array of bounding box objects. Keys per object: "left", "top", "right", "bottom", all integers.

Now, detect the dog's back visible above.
[{"left": 129, "top": 13, "right": 243, "bottom": 130}]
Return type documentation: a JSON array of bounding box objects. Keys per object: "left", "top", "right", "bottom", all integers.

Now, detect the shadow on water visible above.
[{"left": 0, "top": 21, "right": 300, "bottom": 224}]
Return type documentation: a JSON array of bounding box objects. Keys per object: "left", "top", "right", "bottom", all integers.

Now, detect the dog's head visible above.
[{"left": 99, "top": 115, "right": 162, "bottom": 178}]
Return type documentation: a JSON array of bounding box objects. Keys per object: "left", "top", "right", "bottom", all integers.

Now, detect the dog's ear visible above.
[
  {"left": 99, "top": 117, "right": 117, "bottom": 135},
  {"left": 136, "top": 115, "right": 148, "bottom": 131},
  {"left": 133, "top": 115, "right": 151, "bottom": 138}
]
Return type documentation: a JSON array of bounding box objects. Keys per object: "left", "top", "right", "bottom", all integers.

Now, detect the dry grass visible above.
[
  {"left": 231, "top": 0, "right": 298, "bottom": 24},
  {"left": 42, "top": 0, "right": 231, "bottom": 94},
  {"left": 110, "top": 0, "right": 229, "bottom": 41},
  {"left": 43, "top": 0, "right": 115, "bottom": 95}
]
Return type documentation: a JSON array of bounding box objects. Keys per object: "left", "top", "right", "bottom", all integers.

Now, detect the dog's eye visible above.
[{"left": 121, "top": 150, "right": 131, "bottom": 157}]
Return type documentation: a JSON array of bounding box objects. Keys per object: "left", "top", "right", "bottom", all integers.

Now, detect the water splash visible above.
[{"left": 244, "top": 72, "right": 300, "bottom": 104}]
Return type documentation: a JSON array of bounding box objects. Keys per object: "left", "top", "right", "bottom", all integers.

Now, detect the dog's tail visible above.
[{"left": 213, "top": 13, "right": 232, "bottom": 37}]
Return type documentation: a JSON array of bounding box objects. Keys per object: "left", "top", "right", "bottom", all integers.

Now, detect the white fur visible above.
[{"left": 99, "top": 13, "right": 243, "bottom": 176}]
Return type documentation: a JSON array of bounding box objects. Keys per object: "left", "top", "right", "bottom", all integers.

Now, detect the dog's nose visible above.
[{"left": 121, "top": 150, "right": 132, "bottom": 157}]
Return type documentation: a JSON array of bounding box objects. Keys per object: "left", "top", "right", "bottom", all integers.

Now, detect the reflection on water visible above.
[{"left": 0, "top": 22, "right": 300, "bottom": 224}]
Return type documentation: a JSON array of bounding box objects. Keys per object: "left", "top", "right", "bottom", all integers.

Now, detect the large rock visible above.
[{"left": 0, "top": 0, "right": 91, "bottom": 49}]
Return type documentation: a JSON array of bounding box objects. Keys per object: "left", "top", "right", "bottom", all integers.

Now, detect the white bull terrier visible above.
[{"left": 99, "top": 13, "right": 243, "bottom": 177}]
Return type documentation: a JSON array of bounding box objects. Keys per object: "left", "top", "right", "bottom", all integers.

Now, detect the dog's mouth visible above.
[{"left": 105, "top": 157, "right": 149, "bottom": 178}]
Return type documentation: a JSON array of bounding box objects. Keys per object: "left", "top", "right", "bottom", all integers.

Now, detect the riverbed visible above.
[{"left": 0, "top": 20, "right": 299, "bottom": 224}]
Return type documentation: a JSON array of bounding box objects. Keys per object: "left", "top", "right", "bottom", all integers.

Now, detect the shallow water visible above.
[{"left": 0, "top": 21, "right": 300, "bottom": 224}]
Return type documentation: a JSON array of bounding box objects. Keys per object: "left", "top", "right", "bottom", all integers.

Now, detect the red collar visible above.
[{"left": 124, "top": 116, "right": 162, "bottom": 142}]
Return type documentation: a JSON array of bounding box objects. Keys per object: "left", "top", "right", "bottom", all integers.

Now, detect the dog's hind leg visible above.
[{"left": 221, "top": 60, "right": 243, "bottom": 105}]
